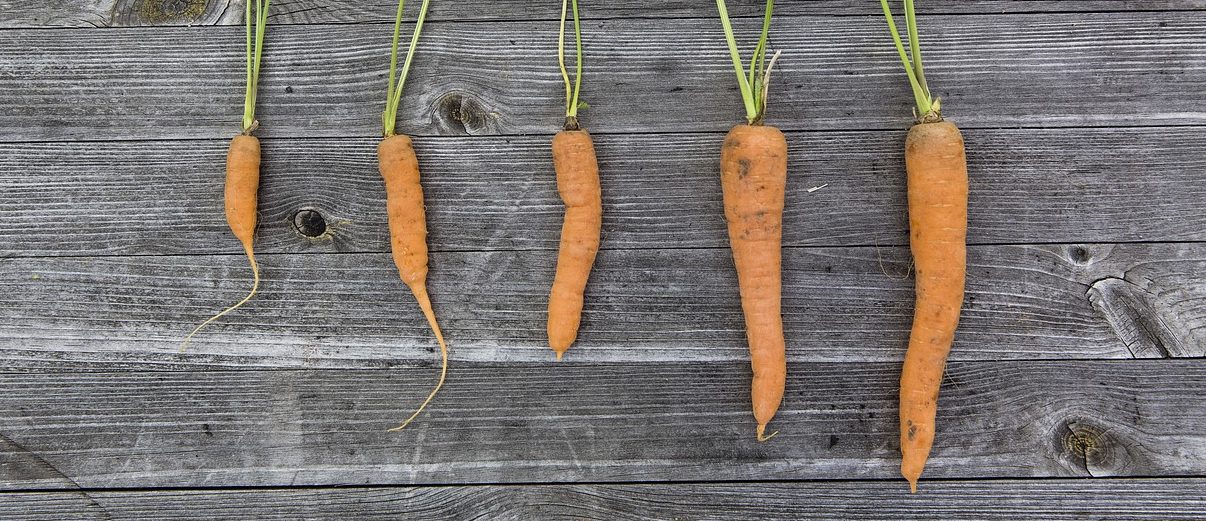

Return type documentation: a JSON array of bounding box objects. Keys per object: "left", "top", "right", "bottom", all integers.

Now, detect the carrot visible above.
[
  {"left": 182, "top": 0, "right": 270, "bottom": 351},
  {"left": 881, "top": 0, "right": 969, "bottom": 492},
  {"left": 379, "top": 0, "right": 446, "bottom": 432},
  {"left": 716, "top": 0, "right": 786, "bottom": 441},
  {"left": 547, "top": 0, "right": 601, "bottom": 360}
]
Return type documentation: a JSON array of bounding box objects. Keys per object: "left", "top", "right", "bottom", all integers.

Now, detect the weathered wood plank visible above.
[
  {"left": 0, "top": 360, "right": 1202, "bottom": 489},
  {"left": 3, "top": 0, "right": 1204, "bottom": 28},
  {"left": 4, "top": 128, "right": 1204, "bottom": 259},
  {"left": 2, "top": 244, "right": 1204, "bottom": 369},
  {"left": 3, "top": 479, "right": 1206, "bottom": 520},
  {"left": 3, "top": 13, "right": 1204, "bottom": 142}
]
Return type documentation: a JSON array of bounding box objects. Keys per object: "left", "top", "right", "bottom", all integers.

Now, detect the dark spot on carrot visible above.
[
  {"left": 293, "top": 209, "right": 327, "bottom": 237},
  {"left": 907, "top": 424, "right": 917, "bottom": 440},
  {"left": 737, "top": 159, "right": 752, "bottom": 179}
]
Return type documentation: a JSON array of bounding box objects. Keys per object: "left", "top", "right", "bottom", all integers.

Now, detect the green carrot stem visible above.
[
  {"left": 569, "top": 0, "right": 584, "bottom": 119},
  {"left": 558, "top": 0, "right": 585, "bottom": 120},
  {"left": 383, "top": 0, "right": 432, "bottom": 137},
  {"left": 241, "top": 0, "right": 270, "bottom": 133},
  {"left": 879, "top": 0, "right": 933, "bottom": 117},
  {"left": 715, "top": 0, "right": 758, "bottom": 123},
  {"left": 557, "top": 0, "right": 571, "bottom": 116},
  {"left": 386, "top": 0, "right": 407, "bottom": 119},
  {"left": 903, "top": 0, "right": 929, "bottom": 99},
  {"left": 747, "top": 0, "right": 774, "bottom": 110}
]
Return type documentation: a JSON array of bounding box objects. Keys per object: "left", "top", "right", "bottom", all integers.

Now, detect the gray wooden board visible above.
[
  {"left": 3, "top": 0, "right": 1205, "bottom": 28},
  {"left": 1, "top": 479, "right": 1205, "bottom": 520},
  {"left": 3, "top": 12, "right": 1206, "bottom": 142},
  {"left": 2, "top": 0, "right": 1204, "bottom": 515},
  {"left": 0, "top": 359, "right": 1203, "bottom": 489},
  {"left": 4, "top": 127, "right": 1206, "bottom": 259},
  {"left": 3, "top": 243, "right": 1205, "bottom": 369}
]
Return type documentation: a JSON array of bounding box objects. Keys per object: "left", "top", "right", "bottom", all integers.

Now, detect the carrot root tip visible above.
[
  {"left": 389, "top": 282, "right": 449, "bottom": 432},
  {"left": 755, "top": 425, "right": 778, "bottom": 442},
  {"left": 555, "top": 351, "right": 565, "bottom": 362},
  {"left": 180, "top": 246, "right": 259, "bottom": 353}
]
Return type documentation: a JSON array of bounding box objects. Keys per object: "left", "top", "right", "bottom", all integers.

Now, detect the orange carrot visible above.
[
  {"left": 715, "top": 0, "right": 786, "bottom": 440},
  {"left": 547, "top": 0, "right": 601, "bottom": 360},
  {"left": 880, "top": 0, "right": 969, "bottom": 492},
  {"left": 548, "top": 130, "right": 602, "bottom": 359},
  {"left": 721, "top": 124, "right": 788, "bottom": 441},
  {"left": 182, "top": 1, "right": 269, "bottom": 351},
  {"left": 378, "top": 134, "right": 448, "bottom": 432},
  {"left": 900, "top": 120, "right": 967, "bottom": 492},
  {"left": 379, "top": 0, "right": 444, "bottom": 431}
]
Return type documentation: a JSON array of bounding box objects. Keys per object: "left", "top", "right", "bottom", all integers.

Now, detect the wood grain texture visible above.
[
  {"left": 2, "top": 244, "right": 1204, "bottom": 368},
  {"left": 0, "top": 360, "right": 1203, "bottom": 489},
  {"left": 4, "top": 127, "right": 1205, "bottom": 259},
  {"left": 3, "top": 13, "right": 1205, "bottom": 142},
  {"left": 2, "top": 479, "right": 1206, "bottom": 520},
  {"left": 3, "top": 0, "right": 1204, "bottom": 28}
]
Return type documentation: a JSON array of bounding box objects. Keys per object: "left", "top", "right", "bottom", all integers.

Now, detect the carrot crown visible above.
[
  {"left": 716, "top": 0, "right": 779, "bottom": 125},
  {"left": 558, "top": 0, "right": 587, "bottom": 130},
  {"left": 879, "top": 0, "right": 942, "bottom": 122},
  {"left": 382, "top": 0, "right": 433, "bottom": 137},
  {"left": 240, "top": 0, "right": 270, "bottom": 134}
]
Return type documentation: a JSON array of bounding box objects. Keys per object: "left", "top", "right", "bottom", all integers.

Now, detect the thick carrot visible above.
[
  {"left": 378, "top": 134, "right": 448, "bottom": 432},
  {"left": 182, "top": 1, "right": 269, "bottom": 351},
  {"left": 900, "top": 120, "right": 967, "bottom": 492},
  {"left": 879, "top": 0, "right": 969, "bottom": 492},
  {"left": 546, "top": 0, "right": 600, "bottom": 360},
  {"left": 721, "top": 124, "right": 788, "bottom": 441},
  {"left": 379, "top": 0, "right": 444, "bottom": 432},
  {"left": 715, "top": 0, "right": 785, "bottom": 441},
  {"left": 548, "top": 130, "right": 601, "bottom": 359}
]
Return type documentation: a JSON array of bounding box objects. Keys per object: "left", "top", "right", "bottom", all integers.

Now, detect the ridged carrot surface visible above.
[
  {"left": 720, "top": 124, "right": 788, "bottom": 441},
  {"left": 900, "top": 120, "right": 968, "bottom": 492},
  {"left": 548, "top": 129, "right": 602, "bottom": 360},
  {"left": 379, "top": 134, "right": 449, "bottom": 432}
]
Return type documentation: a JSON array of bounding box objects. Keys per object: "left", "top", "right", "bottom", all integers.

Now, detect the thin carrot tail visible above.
[
  {"left": 756, "top": 424, "right": 778, "bottom": 442},
  {"left": 181, "top": 241, "right": 259, "bottom": 352},
  {"left": 388, "top": 282, "right": 449, "bottom": 432}
]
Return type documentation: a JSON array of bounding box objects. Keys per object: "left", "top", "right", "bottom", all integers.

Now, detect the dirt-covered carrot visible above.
[
  {"left": 547, "top": 0, "right": 601, "bottom": 361},
  {"left": 182, "top": 0, "right": 270, "bottom": 351},
  {"left": 880, "top": 0, "right": 969, "bottom": 493},
  {"left": 716, "top": 0, "right": 787, "bottom": 442},
  {"left": 379, "top": 0, "right": 446, "bottom": 432}
]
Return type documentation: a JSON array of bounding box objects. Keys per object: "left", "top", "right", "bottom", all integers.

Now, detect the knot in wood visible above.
[
  {"left": 134, "top": 0, "right": 207, "bottom": 24},
  {"left": 437, "top": 92, "right": 490, "bottom": 134},
  {"left": 1059, "top": 420, "right": 1125, "bottom": 476},
  {"left": 292, "top": 209, "right": 327, "bottom": 238},
  {"left": 1069, "top": 245, "right": 1091, "bottom": 265}
]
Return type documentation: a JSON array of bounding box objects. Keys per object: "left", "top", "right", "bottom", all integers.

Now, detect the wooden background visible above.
[{"left": 2, "top": 0, "right": 1205, "bottom": 519}]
